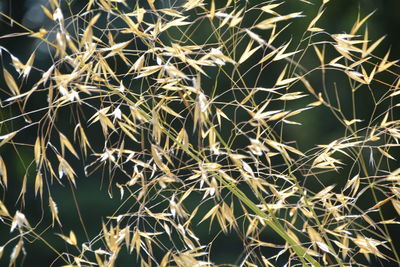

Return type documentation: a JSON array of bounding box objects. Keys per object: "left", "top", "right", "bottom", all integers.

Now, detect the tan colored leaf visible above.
[
  {"left": 363, "top": 36, "right": 385, "bottom": 58},
  {"left": 350, "top": 11, "right": 375, "bottom": 35},
  {"left": 60, "top": 133, "right": 79, "bottom": 158},
  {"left": 255, "top": 12, "right": 303, "bottom": 30},
  {"left": 273, "top": 42, "right": 302, "bottom": 61},
  {"left": 23, "top": 52, "right": 35, "bottom": 78},
  {"left": 0, "top": 156, "right": 7, "bottom": 188},
  {"left": 209, "top": 0, "right": 215, "bottom": 19},
  {"left": 229, "top": 8, "right": 244, "bottom": 28},
  {"left": 391, "top": 199, "right": 400, "bottom": 216},
  {"left": 160, "top": 104, "right": 183, "bottom": 118},
  {"left": 378, "top": 49, "right": 398, "bottom": 73},
  {"left": 0, "top": 131, "right": 17, "bottom": 147},
  {"left": 238, "top": 40, "right": 260, "bottom": 64},
  {"left": 369, "top": 196, "right": 395, "bottom": 211},
  {"left": 34, "top": 137, "right": 41, "bottom": 166},
  {"left": 199, "top": 205, "right": 219, "bottom": 225},
  {"left": 151, "top": 145, "right": 171, "bottom": 175},
  {"left": 377, "top": 147, "right": 395, "bottom": 160},
  {"left": 3, "top": 69, "right": 20, "bottom": 95},
  {"left": 162, "top": 17, "right": 191, "bottom": 32},
  {"left": 260, "top": 3, "right": 282, "bottom": 15},
  {"left": 41, "top": 5, "right": 53, "bottom": 20},
  {"left": 344, "top": 119, "right": 362, "bottom": 126},
  {"left": 56, "top": 231, "right": 77, "bottom": 246},
  {"left": 307, "top": 10, "right": 325, "bottom": 32},
  {"left": 9, "top": 239, "right": 23, "bottom": 266},
  {"left": 49, "top": 196, "right": 61, "bottom": 226},
  {"left": 35, "top": 172, "right": 43, "bottom": 198},
  {"left": 182, "top": 0, "right": 203, "bottom": 11},
  {"left": 278, "top": 92, "right": 307, "bottom": 101},
  {"left": 345, "top": 70, "right": 367, "bottom": 84},
  {"left": 0, "top": 200, "right": 10, "bottom": 217}
]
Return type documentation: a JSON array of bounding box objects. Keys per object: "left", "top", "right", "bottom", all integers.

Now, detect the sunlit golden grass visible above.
[{"left": 1, "top": 0, "right": 400, "bottom": 266}]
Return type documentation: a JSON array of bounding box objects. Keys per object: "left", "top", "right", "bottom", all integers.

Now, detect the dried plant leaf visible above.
[
  {"left": 3, "top": 69, "right": 20, "bottom": 95},
  {"left": 0, "top": 156, "right": 7, "bottom": 188}
]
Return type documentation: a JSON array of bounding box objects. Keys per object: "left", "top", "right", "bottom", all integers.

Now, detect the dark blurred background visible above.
[{"left": 1, "top": 0, "right": 400, "bottom": 266}]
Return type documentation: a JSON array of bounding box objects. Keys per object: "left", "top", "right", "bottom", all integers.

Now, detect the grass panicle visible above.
[{"left": 1, "top": 0, "right": 400, "bottom": 266}]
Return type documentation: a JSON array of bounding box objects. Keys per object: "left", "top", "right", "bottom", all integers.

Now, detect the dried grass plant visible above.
[{"left": 1, "top": 0, "right": 400, "bottom": 266}]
